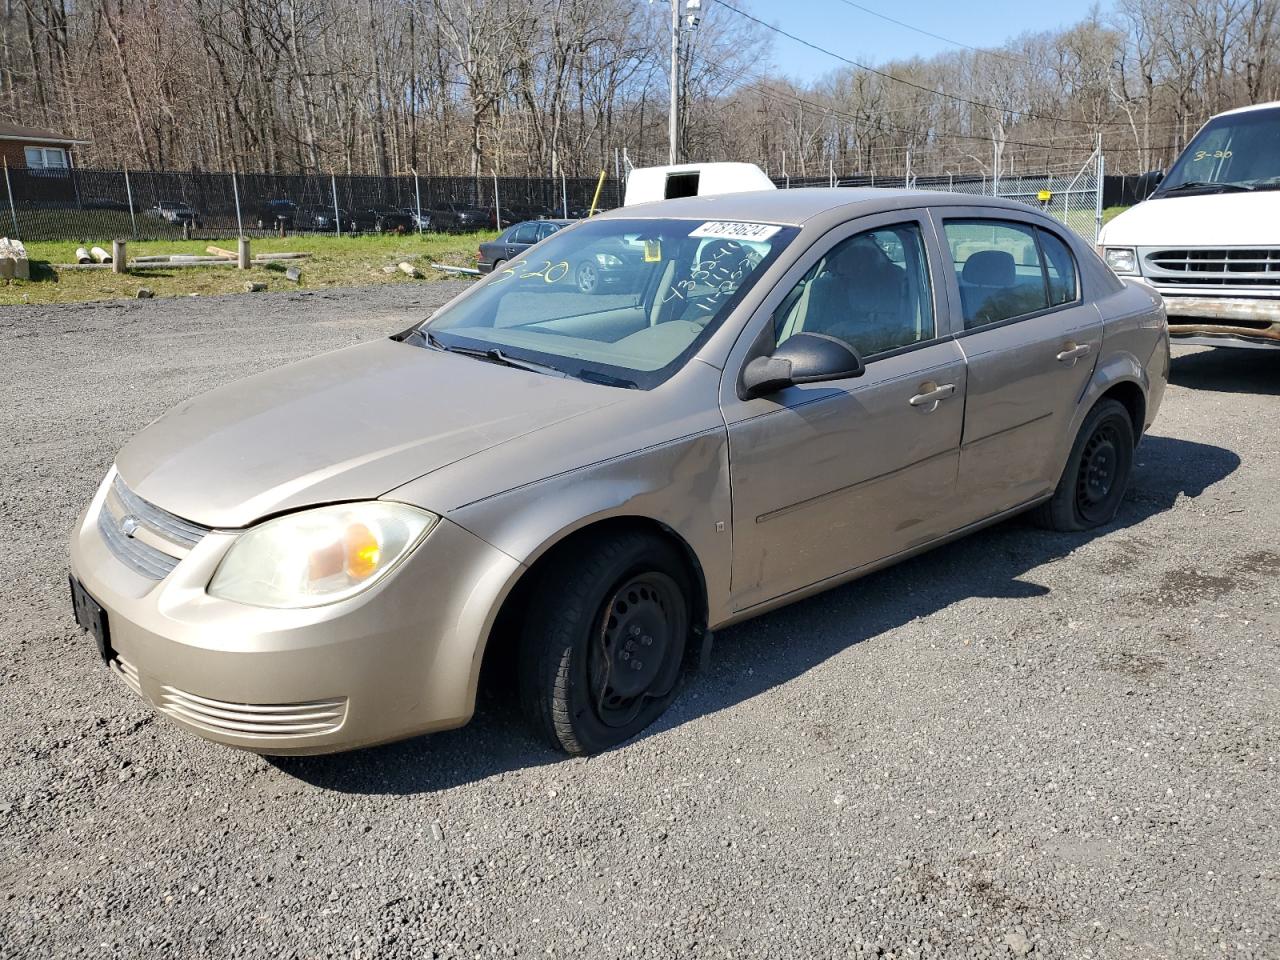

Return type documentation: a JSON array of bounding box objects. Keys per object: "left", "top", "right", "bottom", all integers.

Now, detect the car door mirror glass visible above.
[{"left": 741, "top": 332, "right": 865, "bottom": 398}]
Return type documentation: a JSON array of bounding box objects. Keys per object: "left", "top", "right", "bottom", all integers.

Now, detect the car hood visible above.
[
  {"left": 115, "top": 339, "right": 622, "bottom": 529},
  {"left": 1100, "top": 191, "right": 1280, "bottom": 246}
]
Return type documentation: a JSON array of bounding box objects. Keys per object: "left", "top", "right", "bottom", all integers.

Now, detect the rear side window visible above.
[
  {"left": 512, "top": 223, "right": 539, "bottom": 244},
  {"left": 944, "top": 220, "right": 1049, "bottom": 328},
  {"left": 1038, "top": 229, "right": 1079, "bottom": 306}
]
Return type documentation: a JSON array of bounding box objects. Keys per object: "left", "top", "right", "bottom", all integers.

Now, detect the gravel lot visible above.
[{"left": 1, "top": 286, "right": 1277, "bottom": 960}]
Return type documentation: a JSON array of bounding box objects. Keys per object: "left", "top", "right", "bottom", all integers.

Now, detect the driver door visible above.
[{"left": 721, "top": 213, "right": 968, "bottom": 614}]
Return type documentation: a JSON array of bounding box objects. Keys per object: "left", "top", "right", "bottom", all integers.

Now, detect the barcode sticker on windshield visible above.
[{"left": 689, "top": 221, "right": 781, "bottom": 243}]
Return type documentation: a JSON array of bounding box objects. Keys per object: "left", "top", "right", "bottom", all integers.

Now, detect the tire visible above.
[
  {"left": 492, "top": 259, "right": 505, "bottom": 271},
  {"left": 1033, "top": 398, "right": 1135, "bottom": 531},
  {"left": 517, "top": 532, "right": 692, "bottom": 755},
  {"left": 575, "top": 260, "right": 599, "bottom": 294}
]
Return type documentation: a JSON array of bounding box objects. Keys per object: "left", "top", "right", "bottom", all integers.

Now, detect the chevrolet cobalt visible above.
[{"left": 69, "top": 190, "right": 1168, "bottom": 756}]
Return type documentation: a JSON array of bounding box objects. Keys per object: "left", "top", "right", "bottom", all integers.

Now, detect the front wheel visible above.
[
  {"left": 575, "top": 261, "right": 599, "bottom": 294},
  {"left": 518, "top": 532, "right": 691, "bottom": 755},
  {"left": 1033, "top": 398, "right": 1135, "bottom": 531}
]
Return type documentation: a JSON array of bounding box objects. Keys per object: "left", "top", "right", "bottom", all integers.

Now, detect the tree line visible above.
[{"left": 2, "top": 0, "right": 1276, "bottom": 179}]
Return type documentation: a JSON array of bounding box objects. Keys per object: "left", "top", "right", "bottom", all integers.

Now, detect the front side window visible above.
[
  {"left": 772, "top": 223, "right": 935, "bottom": 358},
  {"left": 419, "top": 217, "right": 796, "bottom": 388},
  {"left": 944, "top": 220, "right": 1053, "bottom": 328}
]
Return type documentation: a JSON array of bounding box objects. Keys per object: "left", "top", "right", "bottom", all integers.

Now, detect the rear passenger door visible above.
[{"left": 934, "top": 213, "right": 1101, "bottom": 519}]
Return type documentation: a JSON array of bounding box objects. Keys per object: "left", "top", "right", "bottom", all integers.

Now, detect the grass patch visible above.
[
  {"left": 0, "top": 232, "right": 495, "bottom": 305},
  {"left": 1103, "top": 205, "right": 1130, "bottom": 225}
]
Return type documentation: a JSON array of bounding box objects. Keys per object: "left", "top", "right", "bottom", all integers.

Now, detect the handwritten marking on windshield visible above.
[{"left": 490, "top": 258, "right": 571, "bottom": 285}]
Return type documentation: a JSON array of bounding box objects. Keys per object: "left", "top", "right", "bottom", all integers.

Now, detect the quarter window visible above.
[
  {"left": 772, "top": 223, "right": 935, "bottom": 359},
  {"left": 1038, "top": 228, "right": 1079, "bottom": 306}
]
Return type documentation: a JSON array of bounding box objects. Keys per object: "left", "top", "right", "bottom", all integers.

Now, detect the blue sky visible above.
[{"left": 745, "top": 0, "right": 1104, "bottom": 82}]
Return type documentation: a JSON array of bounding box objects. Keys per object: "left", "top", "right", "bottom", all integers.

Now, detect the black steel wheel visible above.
[
  {"left": 589, "top": 572, "right": 685, "bottom": 729},
  {"left": 518, "top": 531, "right": 692, "bottom": 755},
  {"left": 1033, "top": 398, "right": 1135, "bottom": 531}
]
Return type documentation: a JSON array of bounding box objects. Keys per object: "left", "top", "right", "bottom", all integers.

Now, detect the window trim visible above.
[{"left": 939, "top": 215, "right": 1084, "bottom": 336}]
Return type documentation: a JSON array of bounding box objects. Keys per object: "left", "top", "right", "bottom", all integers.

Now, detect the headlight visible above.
[
  {"left": 208, "top": 502, "right": 437, "bottom": 608},
  {"left": 595, "top": 253, "right": 623, "bottom": 267},
  {"left": 1104, "top": 247, "right": 1138, "bottom": 275}
]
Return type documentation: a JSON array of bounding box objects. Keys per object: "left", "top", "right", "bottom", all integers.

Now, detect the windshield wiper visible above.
[
  {"left": 1159, "top": 180, "right": 1253, "bottom": 195},
  {"left": 574, "top": 369, "right": 638, "bottom": 389},
  {"left": 436, "top": 340, "right": 568, "bottom": 377}
]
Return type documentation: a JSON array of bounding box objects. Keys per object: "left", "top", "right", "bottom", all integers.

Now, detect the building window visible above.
[{"left": 23, "top": 146, "right": 70, "bottom": 174}]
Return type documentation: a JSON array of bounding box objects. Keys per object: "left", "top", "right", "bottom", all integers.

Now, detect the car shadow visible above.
[
  {"left": 1170, "top": 344, "right": 1280, "bottom": 396},
  {"left": 272, "top": 433, "right": 1238, "bottom": 796}
]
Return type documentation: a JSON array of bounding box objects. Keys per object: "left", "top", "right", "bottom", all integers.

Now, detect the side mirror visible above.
[{"left": 740, "top": 332, "right": 865, "bottom": 399}]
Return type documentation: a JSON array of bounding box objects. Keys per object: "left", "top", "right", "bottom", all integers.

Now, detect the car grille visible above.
[
  {"left": 157, "top": 686, "right": 348, "bottom": 738},
  {"left": 1144, "top": 248, "right": 1280, "bottom": 288},
  {"left": 98, "top": 474, "right": 211, "bottom": 580}
]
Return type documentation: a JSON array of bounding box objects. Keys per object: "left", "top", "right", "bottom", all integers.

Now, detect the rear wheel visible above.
[
  {"left": 1033, "top": 398, "right": 1134, "bottom": 531},
  {"left": 518, "top": 532, "right": 691, "bottom": 755}
]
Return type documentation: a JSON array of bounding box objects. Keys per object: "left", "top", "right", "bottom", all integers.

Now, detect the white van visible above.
[
  {"left": 1098, "top": 101, "right": 1280, "bottom": 349},
  {"left": 624, "top": 162, "right": 775, "bottom": 207}
]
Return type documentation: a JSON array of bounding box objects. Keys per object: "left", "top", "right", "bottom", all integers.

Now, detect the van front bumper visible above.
[
  {"left": 1162, "top": 295, "right": 1280, "bottom": 348},
  {"left": 68, "top": 483, "right": 522, "bottom": 755}
]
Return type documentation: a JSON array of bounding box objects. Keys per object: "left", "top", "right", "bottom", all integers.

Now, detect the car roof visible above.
[{"left": 597, "top": 187, "right": 1040, "bottom": 227}]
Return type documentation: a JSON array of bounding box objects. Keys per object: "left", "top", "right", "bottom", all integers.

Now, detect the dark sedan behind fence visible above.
[{"left": 1, "top": 166, "right": 622, "bottom": 242}]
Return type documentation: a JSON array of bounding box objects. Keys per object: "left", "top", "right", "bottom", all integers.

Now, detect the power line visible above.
[
  {"left": 828, "top": 0, "right": 1031, "bottom": 65},
  {"left": 712, "top": 0, "right": 1132, "bottom": 127}
]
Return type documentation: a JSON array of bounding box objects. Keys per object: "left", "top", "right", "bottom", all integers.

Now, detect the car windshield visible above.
[
  {"left": 416, "top": 217, "right": 796, "bottom": 388},
  {"left": 1157, "top": 106, "right": 1280, "bottom": 194}
]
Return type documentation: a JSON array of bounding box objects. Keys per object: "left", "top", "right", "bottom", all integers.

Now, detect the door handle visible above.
[
  {"left": 1056, "top": 342, "right": 1092, "bottom": 363},
  {"left": 909, "top": 382, "right": 956, "bottom": 408}
]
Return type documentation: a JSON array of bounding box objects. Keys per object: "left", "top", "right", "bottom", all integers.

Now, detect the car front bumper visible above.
[{"left": 68, "top": 478, "right": 522, "bottom": 755}]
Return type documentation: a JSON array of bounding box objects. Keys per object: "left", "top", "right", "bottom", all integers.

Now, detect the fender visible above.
[{"left": 444, "top": 425, "right": 734, "bottom": 704}]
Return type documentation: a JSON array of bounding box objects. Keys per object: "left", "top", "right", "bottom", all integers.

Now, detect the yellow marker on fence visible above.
[
  {"left": 588, "top": 169, "right": 607, "bottom": 217},
  {"left": 1038, "top": 189, "right": 1053, "bottom": 202}
]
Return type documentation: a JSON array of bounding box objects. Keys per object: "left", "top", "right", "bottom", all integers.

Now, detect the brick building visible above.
[{"left": 0, "top": 123, "right": 87, "bottom": 171}]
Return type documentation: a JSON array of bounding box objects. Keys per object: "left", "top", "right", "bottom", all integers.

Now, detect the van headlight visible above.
[
  {"left": 208, "top": 502, "right": 437, "bottom": 608},
  {"left": 1104, "top": 247, "right": 1138, "bottom": 275}
]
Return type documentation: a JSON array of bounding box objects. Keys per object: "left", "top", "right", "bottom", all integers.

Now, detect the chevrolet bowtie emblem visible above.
[{"left": 120, "top": 515, "right": 141, "bottom": 538}]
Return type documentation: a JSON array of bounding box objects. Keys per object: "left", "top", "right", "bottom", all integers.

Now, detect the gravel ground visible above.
[{"left": 1, "top": 287, "right": 1277, "bottom": 960}]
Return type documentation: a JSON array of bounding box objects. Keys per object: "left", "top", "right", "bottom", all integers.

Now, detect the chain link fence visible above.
[
  {"left": 1, "top": 166, "right": 623, "bottom": 242},
  {"left": 4, "top": 156, "right": 1108, "bottom": 243}
]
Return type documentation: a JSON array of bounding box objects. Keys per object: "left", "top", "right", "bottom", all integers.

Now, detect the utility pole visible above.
[
  {"left": 669, "top": 0, "right": 701, "bottom": 165},
  {"left": 668, "top": 0, "right": 680, "bottom": 164}
]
